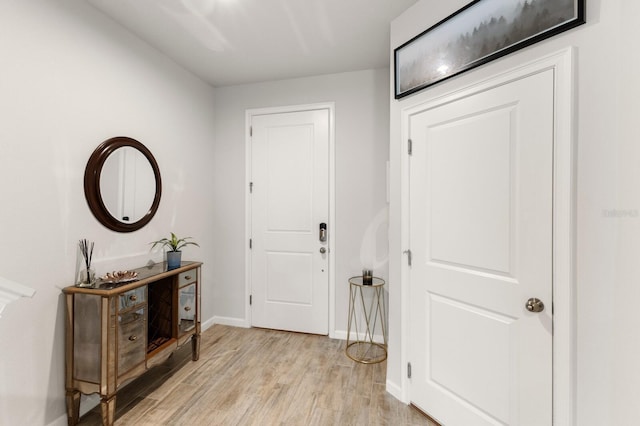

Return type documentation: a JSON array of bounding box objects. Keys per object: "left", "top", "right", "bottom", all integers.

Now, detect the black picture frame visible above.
[{"left": 394, "top": 0, "right": 585, "bottom": 99}]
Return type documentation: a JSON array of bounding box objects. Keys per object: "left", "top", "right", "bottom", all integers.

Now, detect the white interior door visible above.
[
  {"left": 250, "top": 108, "right": 329, "bottom": 335},
  {"left": 408, "top": 69, "right": 554, "bottom": 425}
]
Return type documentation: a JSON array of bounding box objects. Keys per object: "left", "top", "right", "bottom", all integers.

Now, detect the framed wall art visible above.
[{"left": 394, "top": 0, "right": 585, "bottom": 99}]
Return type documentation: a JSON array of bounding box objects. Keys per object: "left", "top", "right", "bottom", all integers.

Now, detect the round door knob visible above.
[
  {"left": 526, "top": 298, "right": 545, "bottom": 313},
  {"left": 319, "top": 247, "right": 326, "bottom": 254}
]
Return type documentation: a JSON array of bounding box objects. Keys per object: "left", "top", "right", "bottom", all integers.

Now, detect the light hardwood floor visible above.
[{"left": 78, "top": 325, "right": 435, "bottom": 425}]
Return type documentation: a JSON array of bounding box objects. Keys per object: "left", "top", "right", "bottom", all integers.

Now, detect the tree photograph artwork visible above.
[{"left": 395, "top": 0, "right": 585, "bottom": 98}]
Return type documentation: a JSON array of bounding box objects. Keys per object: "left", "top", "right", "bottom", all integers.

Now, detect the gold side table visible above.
[{"left": 346, "top": 276, "right": 387, "bottom": 364}]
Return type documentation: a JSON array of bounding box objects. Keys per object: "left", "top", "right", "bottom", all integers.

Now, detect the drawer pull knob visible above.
[
  {"left": 129, "top": 295, "right": 137, "bottom": 302},
  {"left": 129, "top": 335, "right": 138, "bottom": 342},
  {"left": 185, "top": 275, "right": 192, "bottom": 280},
  {"left": 184, "top": 306, "right": 192, "bottom": 312}
]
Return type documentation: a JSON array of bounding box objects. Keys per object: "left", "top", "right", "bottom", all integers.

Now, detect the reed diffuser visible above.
[{"left": 78, "top": 239, "right": 95, "bottom": 287}]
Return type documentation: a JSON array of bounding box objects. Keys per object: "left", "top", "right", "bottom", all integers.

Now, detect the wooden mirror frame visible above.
[{"left": 84, "top": 136, "right": 162, "bottom": 232}]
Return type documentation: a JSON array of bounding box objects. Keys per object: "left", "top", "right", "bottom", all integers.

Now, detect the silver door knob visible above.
[
  {"left": 319, "top": 247, "right": 326, "bottom": 254},
  {"left": 526, "top": 298, "right": 545, "bottom": 313}
]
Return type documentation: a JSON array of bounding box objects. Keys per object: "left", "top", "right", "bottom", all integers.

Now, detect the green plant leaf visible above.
[{"left": 150, "top": 233, "right": 199, "bottom": 252}]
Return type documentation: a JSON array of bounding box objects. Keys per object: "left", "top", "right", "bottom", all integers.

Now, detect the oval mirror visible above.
[{"left": 84, "top": 137, "right": 161, "bottom": 232}]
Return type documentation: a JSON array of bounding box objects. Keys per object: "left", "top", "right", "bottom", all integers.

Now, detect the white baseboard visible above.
[
  {"left": 201, "top": 316, "right": 216, "bottom": 331},
  {"left": 79, "top": 394, "right": 101, "bottom": 417},
  {"left": 333, "top": 329, "right": 386, "bottom": 344},
  {"left": 386, "top": 379, "right": 407, "bottom": 404},
  {"left": 48, "top": 394, "right": 102, "bottom": 426},
  {"left": 208, "top": 316, "right": 249, "bottom": 329},
  {"left": 48, "top": 414, "right": 72, "bottom": 426}
]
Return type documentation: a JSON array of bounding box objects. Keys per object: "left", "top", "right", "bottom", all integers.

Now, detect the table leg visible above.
[
  {"left": 101, "top": 394, "right": 116, "bottom": 426},
  {"left": 191, "top": 333, "right": 201, "bottom": 361},
  {"left": 65, "top": 390, "right": 81, "bottom": 425}
]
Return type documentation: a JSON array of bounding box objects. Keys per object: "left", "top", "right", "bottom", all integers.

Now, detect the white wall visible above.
[
  {"left": 211, "top": 69, "right": 390, "bottom": 335},
  {"left": 0, "top": 1, "right": 217, "bottom": 424},
  {"left": 389, "top": 0, "right": 640, "bottom": 424}
]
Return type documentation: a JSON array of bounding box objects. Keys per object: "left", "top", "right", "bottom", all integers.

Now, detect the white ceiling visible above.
[{"left": 86, "top": 0, "right": 418, "bottom": 87}]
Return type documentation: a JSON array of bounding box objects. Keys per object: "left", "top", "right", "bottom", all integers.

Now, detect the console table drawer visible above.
[
  {"left": 178, "top": 283, "right": 196, "bottom": 335},
  {"left": 178, "top": 270, "right": 197, "bottom": 287},
  {"left": 118, "top": 309, "right": 146, "bottom": 375},
  {"left": 119, "top": 286, "right": 146, "bottom": 310},
  {"left": 119, "top": 307, "right": 146, "bottom": 325}
]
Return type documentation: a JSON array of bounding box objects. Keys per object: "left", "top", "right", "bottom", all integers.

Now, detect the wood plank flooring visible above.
[{"left": 78, "top": 324, "right": 435, "bottom": 425}]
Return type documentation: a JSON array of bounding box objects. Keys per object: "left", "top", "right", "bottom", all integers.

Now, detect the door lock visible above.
[
  {"left": 319, "top": 247, "right": 326, "bottom": 254},
  {"left": 526, "top": 298, "right": 545, "bottom": 313},
  {"left": 319, "top": 223, "right": 327, "bottom": 242}
]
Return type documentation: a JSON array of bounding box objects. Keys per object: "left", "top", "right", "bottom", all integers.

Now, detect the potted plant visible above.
[{"left": 150, "top": 232, "right": 199, "bottom": 269}]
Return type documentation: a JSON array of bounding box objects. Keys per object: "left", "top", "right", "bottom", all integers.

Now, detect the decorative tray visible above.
[{"left": 100, "top": 270, "right": 139, "bottom": 284}]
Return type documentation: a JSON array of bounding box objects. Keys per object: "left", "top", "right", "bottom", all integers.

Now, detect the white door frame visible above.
[
  {"left": 399, "top": 48, "right": 576, "bottom": 425},
  {"left": 245, "top": 102, "right": 336, "bottom": 337}
]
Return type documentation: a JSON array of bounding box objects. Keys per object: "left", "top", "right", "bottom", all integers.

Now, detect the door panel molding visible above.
[
  {"left": 245, "top": 103, "right": 336, "bottom": 336},
  {"left": 399, "top": 48, "right": 576, "bottom": 425}
]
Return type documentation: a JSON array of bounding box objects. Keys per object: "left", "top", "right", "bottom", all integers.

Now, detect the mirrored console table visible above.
[{"left": 62, "top": 261, "right": 202, "bottom": 426}]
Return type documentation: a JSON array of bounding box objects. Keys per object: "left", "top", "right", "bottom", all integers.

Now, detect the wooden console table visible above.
[{"left": 62, "top": 261, "right": 202, "bottom": 426}]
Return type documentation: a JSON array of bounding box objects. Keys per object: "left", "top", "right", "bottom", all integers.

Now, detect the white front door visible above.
[
  {"left": 408, "top": 69, "right": 554, "bottom": 425},
  {"left": 250, "top": 108, "right": 329, "bottom": 335}
]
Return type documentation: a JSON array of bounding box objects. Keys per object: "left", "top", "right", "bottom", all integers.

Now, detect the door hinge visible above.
[
  {"left": 408, "top": 138, "right": 413, "bottom": 156},
  {"left": 249, "top": 238, "right": 252, "bottom": 249},
  {"left": 407, "top": 362, "right": 412, "bottom": 379},
  {"left": 404, "top": 249, "right": 412, "bottom": 267},
  {"left": 249, "top": 125, "right": 253, "bottom": 137},
  {"left": 249, "top": 182, "right": 253, "bottom": 193},
  {"left": 249, "top": 295, "right": 252, "bottom": 305}
]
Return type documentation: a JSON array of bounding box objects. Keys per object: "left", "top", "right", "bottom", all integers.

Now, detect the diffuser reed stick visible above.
[{"left": 79, "top": 239, "right": 94, "bottom": 284}]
